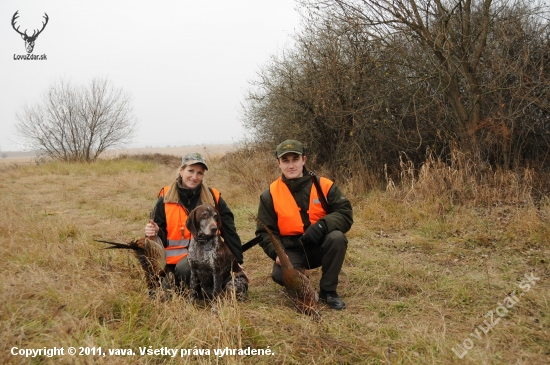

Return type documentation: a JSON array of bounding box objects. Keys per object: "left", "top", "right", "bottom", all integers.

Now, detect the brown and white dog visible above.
[{"left": 185, "top": 204, "right": 247, "bottom": 301}]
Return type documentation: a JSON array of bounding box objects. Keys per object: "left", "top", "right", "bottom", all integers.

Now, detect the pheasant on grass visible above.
[
  {"left": 95, "top": 236, "right": 166, "bottom": 294},
  {"left": 252, "top": 215, "right": 320, "bottom": 318}
]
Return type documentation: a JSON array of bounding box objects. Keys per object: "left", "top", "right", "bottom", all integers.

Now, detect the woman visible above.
[{"left": 144, "top": 152, "right": 243, "bottom": 292}]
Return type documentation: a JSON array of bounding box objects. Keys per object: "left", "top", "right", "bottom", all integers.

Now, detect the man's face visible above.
[{"left": 277, "top": 153, "right": 306, "bottom": 179}]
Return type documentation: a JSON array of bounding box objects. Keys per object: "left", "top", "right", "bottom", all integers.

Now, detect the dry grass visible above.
[{"left": 1, "top": 149, "right": 549, "bottom": 364}]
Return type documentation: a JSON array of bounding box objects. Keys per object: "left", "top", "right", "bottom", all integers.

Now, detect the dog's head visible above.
[{"left": 186, "top": 204, "right": 221, "bottom": 238}]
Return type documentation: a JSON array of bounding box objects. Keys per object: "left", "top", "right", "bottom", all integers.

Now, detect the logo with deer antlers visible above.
[{"left": 12, "top": 11, "right": 49, "bottom": 54}]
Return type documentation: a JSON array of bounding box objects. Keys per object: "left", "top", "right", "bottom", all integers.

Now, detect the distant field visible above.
[
  {"left": 101, "top": 145, "right": 235, "bottom": 159},
  {"left": 0, "top": 144, "right": 234, "bottom": 165}
]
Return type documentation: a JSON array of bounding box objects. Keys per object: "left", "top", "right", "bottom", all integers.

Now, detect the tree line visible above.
[{"left": 242, "top": 0, "right": 550, "bottom": 177}]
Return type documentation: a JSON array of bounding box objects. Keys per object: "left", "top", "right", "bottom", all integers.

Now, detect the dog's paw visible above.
[
  {"left": 225, "top": 277, "right": 248, "bottom": 301},
  {"left": 189, "top": 290, "right": 199, "bottom": 303}
]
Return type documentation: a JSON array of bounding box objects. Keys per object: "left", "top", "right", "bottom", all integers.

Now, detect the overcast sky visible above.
[{"left": 0, "top": 0, "right": 301, "bottom": 151}]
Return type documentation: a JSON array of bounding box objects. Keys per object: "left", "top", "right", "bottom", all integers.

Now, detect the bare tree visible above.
[{"left": 15, "top": 78, "right": 137, "bottom": 162}]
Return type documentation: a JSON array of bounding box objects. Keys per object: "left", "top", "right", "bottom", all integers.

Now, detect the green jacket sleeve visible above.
[
  {"left": 255, "top": 189, "right": 280, "bottom": 261},
  {"left": 152, "top": 196, "right": 168, "bottom": 247},
  {"left": 218, "top": 196, "right": 244, "bottom": 264},
  {"left": 319, "top": 183, "right": 353, "bottom": 234}
]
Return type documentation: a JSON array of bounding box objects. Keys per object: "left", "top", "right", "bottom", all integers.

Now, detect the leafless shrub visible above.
[
  {"left": 220, "top": 142, "right": 280, "bottom": 196},
  {"left": 114, "top": 153, "right": 181, "bottom": 167}
]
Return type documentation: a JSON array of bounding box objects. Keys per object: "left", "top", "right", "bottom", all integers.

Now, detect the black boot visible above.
[{"left": 319, "top": 290, "right": 346, "bottom": 310}]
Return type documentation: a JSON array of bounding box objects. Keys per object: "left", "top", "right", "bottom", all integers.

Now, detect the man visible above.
[{"left": 255, "top": 140, "right": 353, "bottom": 309}]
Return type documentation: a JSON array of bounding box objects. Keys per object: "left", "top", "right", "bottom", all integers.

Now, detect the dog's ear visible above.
[{"left": 185, "top": 207, "right": 199, "bottom": 236}]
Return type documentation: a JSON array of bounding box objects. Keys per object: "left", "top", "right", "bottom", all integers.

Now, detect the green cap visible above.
[
  {"left": 181, "top": 152, "right": 208, "bottom": 170},
  {"left": 275, "top": 139, "right": 304, "bottom": 158}
]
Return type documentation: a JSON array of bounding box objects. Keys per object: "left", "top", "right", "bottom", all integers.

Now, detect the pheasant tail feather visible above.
[{"left": 251, "top": 214, "right": 320, "bottom": 317}]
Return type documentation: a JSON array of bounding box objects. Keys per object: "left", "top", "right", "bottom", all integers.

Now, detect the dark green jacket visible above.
[
  {"left": 256, "top": 169, "right": 353, "bottom": 261},
  {"left": 152, "top": 183, "right": 243, "bottom": 264}
]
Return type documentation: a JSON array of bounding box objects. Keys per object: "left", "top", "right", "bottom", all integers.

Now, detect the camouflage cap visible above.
[
  {"left": 181, "top": 152, "right": 208, "bottom": 170},
  {"left": 275, "top": 139, "right": 305, "bottom": 158}
]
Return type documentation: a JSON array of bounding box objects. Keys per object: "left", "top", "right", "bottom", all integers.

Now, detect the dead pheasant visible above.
[
  {"left": 252, "top": 215, "right": 320, "bottom": 318},
  {"left": 95, "top": 236, "right": 166, "bottom": 294}
]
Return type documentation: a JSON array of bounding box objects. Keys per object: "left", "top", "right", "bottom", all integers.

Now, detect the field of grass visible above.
[{"left": 1, "top": 150, "right": 548, "bottom": 364}]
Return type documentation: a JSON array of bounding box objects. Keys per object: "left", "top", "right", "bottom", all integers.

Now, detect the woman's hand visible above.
[{"left": 145, "top": 219, "right": 159, "bottom": 238}]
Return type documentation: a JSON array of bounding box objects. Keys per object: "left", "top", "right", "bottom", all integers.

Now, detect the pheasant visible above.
[
  {"left": 95, "top": 236, "right": 166, "bottom": 294},
  {"left": 252, "top": 215, "right": 320, "bottom": 318}
]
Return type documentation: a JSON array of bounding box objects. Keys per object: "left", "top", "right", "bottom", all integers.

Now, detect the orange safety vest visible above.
[
  {"left": 159, "top": 186, "right": 221, "bottom": 265},
  {"left": 269, "top": 176, "right": 333, "bottom": 236}
]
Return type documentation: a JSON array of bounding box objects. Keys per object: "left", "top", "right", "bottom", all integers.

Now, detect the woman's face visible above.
[{"left": 180, "top": 163, "right": 206, "bottom": 189}]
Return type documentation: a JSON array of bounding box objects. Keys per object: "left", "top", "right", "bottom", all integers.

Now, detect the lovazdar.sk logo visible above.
[{"left": 12, "top": 10, "right": 48, "bottom": 60}]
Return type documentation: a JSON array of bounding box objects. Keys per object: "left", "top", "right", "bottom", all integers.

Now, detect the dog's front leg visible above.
[
  {"left": 212, "top": 268, "right": 223, "bottom": 298},
  {"left": 189, "top": 271, "right": 200, "bottom": 302}
]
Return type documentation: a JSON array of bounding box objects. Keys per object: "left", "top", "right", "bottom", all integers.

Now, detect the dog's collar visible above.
[
  {"left": 196, "top": 237, "right": 209, "bottom": 244},
  {"left": 195, "top": 235, "right": 216, "bottom": 251}
]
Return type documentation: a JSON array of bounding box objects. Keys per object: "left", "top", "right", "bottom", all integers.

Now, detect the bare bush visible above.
[
  {"left": 220, "top": 143, "right": 280, "bottom": 196},
  {"left": 243, "top": 0, "right": 550, "bottom": 178},
  {"left": 311, "top": 0, "right": 550, "bottom": 163},
  {"left": 16, "top": 78, "right": 137, "bottom": 162},
  {"left": 114, "top": 153, "right": 181, "bottom": 168}
]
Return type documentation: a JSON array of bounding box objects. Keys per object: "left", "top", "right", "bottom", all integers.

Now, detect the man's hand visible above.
[
  {"left": 275, "top": 254, "right": 289, "bottom": 266},
  {"left": 301, "top": 221, "right": 326, "bottom": 245},
  {"left": 145, "top": 219, "right": 159, "bottom": 238},
  {"left": 238, "top": 264, "right": 250, "bottom": 282}
]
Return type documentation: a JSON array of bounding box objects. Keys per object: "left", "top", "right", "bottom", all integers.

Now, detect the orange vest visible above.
[
  {"left": 269, "top": 176, "right": 333, "bottom": 236},
  {"left": 159, "top": 186, "right": 221, "bottom": 265}
]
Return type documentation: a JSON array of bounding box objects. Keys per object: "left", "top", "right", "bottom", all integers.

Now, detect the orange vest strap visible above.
[
  {"left": 308, "top": 177, "right": 333, "bottom": 226},
  {"left": 211, "top": 188, "right": 220, "bottom": 202},
  {"left": 158, "top": 185, "right": 170, "bottom": 199}
]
